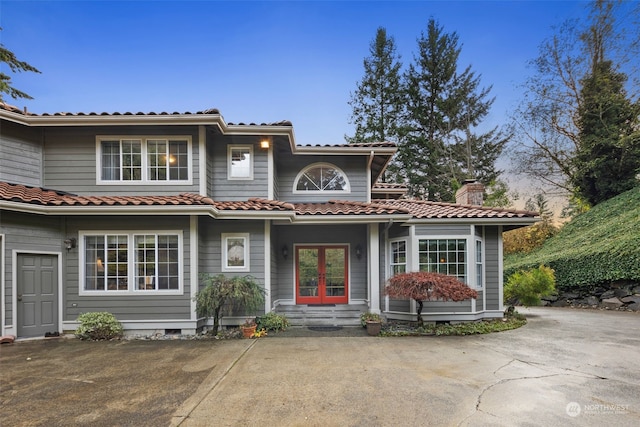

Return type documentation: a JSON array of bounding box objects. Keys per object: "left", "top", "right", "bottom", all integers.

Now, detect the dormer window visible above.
[{"left": 294, "top": 163, "right": 350, "bottom": 193}]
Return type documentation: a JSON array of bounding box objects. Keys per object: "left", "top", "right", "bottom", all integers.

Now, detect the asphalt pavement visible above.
[{"left": 1, "top": 307, "right": 639, "bottom": 426}]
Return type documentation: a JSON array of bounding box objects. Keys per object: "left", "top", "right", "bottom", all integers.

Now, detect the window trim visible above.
[
  {"left": 96, "top": 135, "right": 193, "bottom": 185},
  {"left": 415, "top": 236, "right": 471, "bottom": 285},
  {"left": 227, "top": 145, "right": 254, "bottom": 180},
  {"left": 293, "top": 162, "right": 351, "bottom": 193},
  {"left": 78, "top": 230, "right": 183, "bottom": 296},
  {"left": 475, "top": 238, "right": 484, "bottom": 290},
  {"left": 389, "top": 238, "right": 408, "bottom": 276},
  {"left": 221, "top": 233, "right": 250, "bottom": 272}
]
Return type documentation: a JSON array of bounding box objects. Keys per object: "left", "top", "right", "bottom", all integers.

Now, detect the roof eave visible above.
[{"left": 0, "top": 202, "right": 217, "bottom": 216}]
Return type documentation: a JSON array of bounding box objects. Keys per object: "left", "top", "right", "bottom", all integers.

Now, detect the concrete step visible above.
[{"left": 275, "top": 304, "right": 367, "bottom": 327}]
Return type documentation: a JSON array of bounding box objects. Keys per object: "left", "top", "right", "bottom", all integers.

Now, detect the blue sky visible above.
[{"left": 2, "top": 0, "right": 591, "bottom": 148}]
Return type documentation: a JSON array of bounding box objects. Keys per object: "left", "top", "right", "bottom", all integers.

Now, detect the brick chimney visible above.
[{"left": 455, "top": 179, "right": 484, "bottom": 206}]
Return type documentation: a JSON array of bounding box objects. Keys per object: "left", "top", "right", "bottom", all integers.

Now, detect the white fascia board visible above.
[
  {"left": 1, "top": 111, "right": 227, "bottom": 128},
  {"left": 292, "top": 146, "right": 397, "bottom": 156},
  {"left": 0, "top": 201, "right": 217, "bottom": 216},
  {"left": 404, "top": 217, "right": 540, "bottom": 226},
  {"left": 214, "top": 211, "right": 296, "bottom": 221},
  {"left": 281, "top": 214, "right": 413, "bottom": 225}
]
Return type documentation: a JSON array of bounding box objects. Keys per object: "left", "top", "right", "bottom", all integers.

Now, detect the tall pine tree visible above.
[
  {"left": 572, "top": 60, "right": 640, "bottom": 205},
  {"left": 346, "top": 27, "right": 403, "bottom": 144},
  {"left": 398, "top": 19, "right": 505, "bottom": 201}
]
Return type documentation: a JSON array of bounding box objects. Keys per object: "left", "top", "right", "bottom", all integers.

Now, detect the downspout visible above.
[{"left": 367, "top": 151, "right": 374, "bottom": 203}]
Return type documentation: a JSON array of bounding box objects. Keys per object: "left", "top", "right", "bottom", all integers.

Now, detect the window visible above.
[
  {"left": 222, "top": 233, "right": 250, "bottom": 272},
  {"left": 98, "top": 136, "right": 191, "bottom": 183},
  {"left": 228, "top": 146, "right": 253, "bottom": 180},
  {"left": 390, "top": 240, "right": 407, "bottom": 275},
  {"left": 418, "top": 239, "right": 467, "bottom": 282},
  {"left": 476, "top": 240, "right": 484, "bottom": 289},
  {"left": 294, "top": 163, "right": 350, "bottom": 192},
  {"left": 82, "top": 232, "right": 181, "bottom": 294}
]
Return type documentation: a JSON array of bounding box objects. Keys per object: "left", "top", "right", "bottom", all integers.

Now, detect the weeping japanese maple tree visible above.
[{"left": 385, "top": 271, "right": 478, "bottom": 325}]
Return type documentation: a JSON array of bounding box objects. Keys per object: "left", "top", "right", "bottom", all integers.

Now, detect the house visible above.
[{"left": 0, "top": 103, "right": 539, "bottom": 338}]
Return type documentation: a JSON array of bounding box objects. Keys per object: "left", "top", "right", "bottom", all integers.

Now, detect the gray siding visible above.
[
  {"left": 198, "top": 218, "right": 266, "bottom": 314},
  {"left": 208, "top": 135, "right": 269, "bottom": 201},
  {"left": 414, "top": 224, "right": 471, "bottom": 236},
  {"left": 42, "top": 126, "right": 200, "bottom": 195},
  {"left": 64, "top": 216, "right": 192, "bottom": 321},
  {"left": 273, "top": 224, "right": 367, "bottom": 301},
  {"left": 484, "top": 226, "right": 501, "bottom": 310},
  {"left": 422, "top": 299, "right": 472, "bottom": 313},
  {"left": 1, "top": 212, "right": 64, "bottom": 327},
  {"left": 0, "top": 121, "right": 43, "bottom": 186},
  {"left": 275, "top": 152, "right": 368, "bottom": 203}
]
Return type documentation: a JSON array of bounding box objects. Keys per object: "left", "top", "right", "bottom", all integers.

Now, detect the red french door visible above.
[{"left": 296, "top": 245, "right": 349, "bottom": 304}]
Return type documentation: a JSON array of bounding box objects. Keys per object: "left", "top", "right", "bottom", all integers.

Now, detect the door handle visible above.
[{"left": 17, "top": 294, "right": 22, "bottom": 301}]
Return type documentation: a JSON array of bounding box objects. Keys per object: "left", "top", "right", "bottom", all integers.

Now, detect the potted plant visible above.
[
  {"left": 360, "top": 312, "right": 383, "bottom": 336},
  {"left": 241, "top": 318, "right": 257, "bottom": 338}
]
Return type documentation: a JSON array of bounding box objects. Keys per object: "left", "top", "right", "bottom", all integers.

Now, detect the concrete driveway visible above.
[{"left": 1, "top": 307, "right": 639, "bottom": 426}]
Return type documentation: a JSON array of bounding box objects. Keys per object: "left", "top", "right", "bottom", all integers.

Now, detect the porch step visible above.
[{"left": 275, "top": 304, "right": 367, "bottom": 327}]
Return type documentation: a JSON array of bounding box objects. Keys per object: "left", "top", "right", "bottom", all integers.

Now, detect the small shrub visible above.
[
  {"left": 505, "top": 265, "right": 556, "bottom": 306},
  {"left": 75, "top": 312, "right": 123, "bottom": 340},
  {"left": 256, "top": 312, "right": 289, "bottom": 332}
]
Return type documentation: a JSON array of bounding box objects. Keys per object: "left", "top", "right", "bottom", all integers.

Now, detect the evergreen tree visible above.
[
  {"left": 572, "top": 60, "right": 640, "bottom": 205},
  {"left": 346, "top": 27, "right": 403, "bottom": 144},
  {"left": 0, "top": 28, "right": 41, "bottom": 101},
  {"left": 398, "top": 19, "right": 504, "bottom": 201}
]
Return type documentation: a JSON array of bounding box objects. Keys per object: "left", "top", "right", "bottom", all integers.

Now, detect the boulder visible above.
[
  {"left": 551, "top": 299, "right": 568, "bottom": 307},
  {"left": 585, "top": 296, "right": 599, "bottom": 306},
  {"left": 563, "top": 292, "right": 580, "bottom": 299},
  {"left": 600, "top": 290, "right": 616, "bottom": 299},
  {"left": 621, "top": 296, "right": 640, "bottom": 305},
  {"left": 627, "top": 303, "right": 640, "bottom": 311},
  {"left": 633, "top": 285, "right": 640, "bottom": 294},
  {"left": 614, "top": 288, "right": 632, "bottom": 298},
  {"left": 601, "top": 297, "right": 624, "bottom": 310}
]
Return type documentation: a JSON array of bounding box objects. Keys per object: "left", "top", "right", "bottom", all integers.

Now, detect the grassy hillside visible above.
[{"left": 504, "top": 186, "right": 640, "bottom": 291}]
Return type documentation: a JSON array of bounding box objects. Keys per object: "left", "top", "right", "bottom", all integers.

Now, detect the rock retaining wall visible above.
[{"left": 541, "top": 282, "right": 640, "bottom": 311}]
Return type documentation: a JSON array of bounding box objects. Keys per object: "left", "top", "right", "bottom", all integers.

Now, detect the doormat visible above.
[{"left": 307, "top": 326, "right": 343, "bottom": 332}]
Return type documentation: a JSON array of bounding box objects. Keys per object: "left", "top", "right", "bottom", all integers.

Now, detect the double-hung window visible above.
[
  {"left": 222, "top": 233, "right": 250, "bottom": 272},
  {"left": 475, "top": 240, "right": 484, "bottom": 289},
  {"left": 81, "top": 232, "right": 181, "bottom": 294},
  {"left": 98, "top": 136, "right": 191, "bottom": 183},
  {"left": 390, "top": 240, "right": 407, "bottom": 275}
]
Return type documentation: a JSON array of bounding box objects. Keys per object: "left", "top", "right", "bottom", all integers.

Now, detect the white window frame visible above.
[
  {"left": 78, "top": 230, "right": 183, "bottom": 296},
  {"left": 222, "top": 233, "right": 250, "bottom": 272},
  {"left": 416, "top": 237, "right": 470, "bottom": 284},
  {"left": 293, "top": 162, "right": 351, "bottom": 193},
  {"left": 389, "top": 238, "right": 407, "bottom": 276},
  {"left": 227, "top": 145, "right": 254, "bottom": 180},
  {"left": 96, "top": 136, "right": 192, "bottom": 185},
  {"left": 475, "top": 238, "right": 485, "bottom": 290}
]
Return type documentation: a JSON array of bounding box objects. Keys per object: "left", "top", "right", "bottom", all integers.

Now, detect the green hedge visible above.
[{"left": 504, "top": 186, "right": 640, "bottom": 291}]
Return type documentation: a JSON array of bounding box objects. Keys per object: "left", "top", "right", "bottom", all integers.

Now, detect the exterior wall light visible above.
[
  {"left": 260, "top": 138, "right": 270, "bottom": 149},
  {"left": 355, "top": 244, "right": 362, "bottom": 260},
  {"left": 64, "top": 238, "right": 77, "bottom": 251},
  {"left": 282, "top": 245, "right": 288, "bottom": 259}
]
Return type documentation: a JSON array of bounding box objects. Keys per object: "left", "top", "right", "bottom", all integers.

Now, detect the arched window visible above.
[{"left": 293, "top": 163, "right": 350, "bottom": 192}]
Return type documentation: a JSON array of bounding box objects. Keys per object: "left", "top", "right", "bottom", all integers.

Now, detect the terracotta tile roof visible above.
[
  {"left": 296, "top": 142, "right": 396, "bottom": 148},
  {"left": 215, "top": 198, "right": 295, "bottom": 211},
  {"left": 0, "top": 102, "right": 292, "bottom": 127},
  {"left": 293, "top": 200, "right": 410, "bottom": 215},
  {"left": 0, "top": 182, "right": 537, "bottom": 219},
  {"left": 0, "top": 182, "right": 214, "bottom": 206},
  {"left": 378, "top": 199, "right": 539, "bottom": 219}
]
